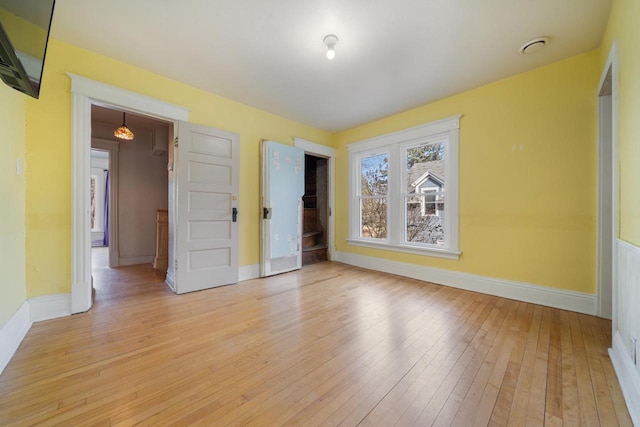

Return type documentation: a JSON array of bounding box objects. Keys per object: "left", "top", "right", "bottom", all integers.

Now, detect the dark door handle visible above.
[{"left": 232, "top": 207, "right": 238, "bottom": 222}]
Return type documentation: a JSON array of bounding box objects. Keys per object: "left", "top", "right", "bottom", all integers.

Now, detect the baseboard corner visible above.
[
  {"left": 239, "top": 264, "right": 260, "bottom": 282},
  {"left": 29, "top": 293, "right": 72, "bottom": 322},
  {"left": 0, "top": 301, "right": 32, "bottom": 375}
]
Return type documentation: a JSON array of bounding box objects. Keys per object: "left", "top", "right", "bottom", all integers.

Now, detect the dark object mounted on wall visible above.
[{"left": 0, "top": 0, "right": 56, "bottom": 99}]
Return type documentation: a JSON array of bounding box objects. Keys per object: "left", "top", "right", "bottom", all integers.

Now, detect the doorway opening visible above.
[
  {"left": 302, "top": 154, "right": 329, "bottom": 265},
  {"left": 69, "top": 73, "right": 190, "bottom": 313},
  {"left": 89, "top": 105, "right": 172, "bottom": 302}
]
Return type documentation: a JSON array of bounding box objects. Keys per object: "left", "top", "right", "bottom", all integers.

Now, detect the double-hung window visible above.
[{"left": 348, "top": 115, "right": 460, "bottom": 259}]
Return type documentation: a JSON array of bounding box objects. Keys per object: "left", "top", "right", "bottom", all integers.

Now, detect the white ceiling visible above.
[{"left": 51, "top": 0, "right": 612, "bottom": 132}]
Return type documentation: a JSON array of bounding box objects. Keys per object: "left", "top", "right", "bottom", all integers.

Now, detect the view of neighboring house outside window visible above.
[
  {"left": 405, "top": 150, "right": 445, "bottom": 245},
  {"left": 348, "top": 115, "right": 460, "bottom": 259}
]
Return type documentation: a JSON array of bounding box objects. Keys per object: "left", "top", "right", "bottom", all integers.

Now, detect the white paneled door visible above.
[
  {"left": 175, "top": 122, "right": 239, "bottom": 293},
  {"left": 260, "top": 140, "right": 305, "bottom": 277}
]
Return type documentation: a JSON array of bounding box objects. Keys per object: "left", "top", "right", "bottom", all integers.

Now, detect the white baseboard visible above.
[
  {"left": 239, "top": 264, "right": 260, "bottom": 282},
  {"left": 118, "top": 255, "right": 154, "bottom": 266},
  {"left": 610, "top": 332, "right": 640, "bottom": 426},
  {"left": 165, "top": 270, "right": 175, "bottom": 292},
  {"left": 164, "top": 264, "right": 257, "bottom": 292},
  {"left": 335, "top": 251, "right": 597, "bottom": 315},
  {"left": 29, "top": 293, "right": 72, "bottom": 322},
  {"left": 0, "top": 302, "right": 32, "bottom": 375}
]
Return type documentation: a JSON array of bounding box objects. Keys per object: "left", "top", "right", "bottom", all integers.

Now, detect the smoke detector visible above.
[{"left": 519, "top": 37, "right": 550, "bottom": 54}]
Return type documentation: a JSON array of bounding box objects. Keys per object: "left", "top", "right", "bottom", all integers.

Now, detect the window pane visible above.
[
  {"left": 405, "top": 141, "right": 446, "bottom": 245},
  {"left": 406, "top": 195, "right": 444, "bottom": 245},
  {"left": 361, "top": 153, "right": 388, "bottom": 196},
  {"left": 361, "top": 197, "right": 387, "bottom": 239},
  {"left": 360, "top": 153, "right": 388, "bottom": 239}
]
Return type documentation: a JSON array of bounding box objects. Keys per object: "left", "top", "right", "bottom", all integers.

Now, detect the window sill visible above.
[{"left": 346, "top": 239, "right": 460, "bottom": 260}]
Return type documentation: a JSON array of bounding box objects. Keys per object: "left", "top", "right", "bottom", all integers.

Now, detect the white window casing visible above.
[{"left": 348, "top": 115, "right": 461, "bottom": 260}]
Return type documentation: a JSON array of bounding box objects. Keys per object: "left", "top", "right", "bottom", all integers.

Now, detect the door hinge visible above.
[
  {"left": 329, "top": 207, "right": 332, "bottom": 216},
  {"left": 174, "top": 259, "right": 178, "bottom": 271},
  {"left": 174, "top": 137, "right": 179, "bottom": 148}
]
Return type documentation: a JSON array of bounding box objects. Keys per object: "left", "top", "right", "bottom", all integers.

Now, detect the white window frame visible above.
[{"left": 348, "top": 115, "right": 461, "bottom": 260}]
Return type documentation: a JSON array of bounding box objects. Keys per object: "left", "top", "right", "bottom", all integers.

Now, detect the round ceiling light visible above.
[
  {"left": 323, "top": 34, "right": 338, "bottom": 59},
  {"left": 519, "top": 36, "right": 550, "bottom": 54}
]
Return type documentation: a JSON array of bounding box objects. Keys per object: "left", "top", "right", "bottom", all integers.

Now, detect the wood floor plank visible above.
[
  {"left": 337, "top": 293, "right": 492, "bottom": 426},
  {"left": 393, "top": 297, "right": 502, "bottom": 426},
  {"left": 569, "top": 312, "right": 600, "bottom": 427},
  {"left": 524, "top": 306, "right": 552, "bottom": 427},
  {"left": 488, "top": 302, "right": 534, "bottom": 427},
  {"left": 544, "top": 308, "right": 564, "bottom": 423},
  {"left": 560, "top": 310, "right": 583, "bottom": 427},
  {"left": 0, "top": 257, "right": 632, "bottom": 426},
  {"left": 580, "top": 314, "right": 629, "bottom": 427}
]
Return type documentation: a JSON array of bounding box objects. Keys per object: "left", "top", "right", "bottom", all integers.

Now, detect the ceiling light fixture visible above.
[
  {"left": 114, "top": 112, "right": 134, "bottom": 140},
  {"left": 323, "top": 34, "right": 338, "bottom": 59},
  {"left": 519, "top": 36, "right": 550, "bottom": 54}
]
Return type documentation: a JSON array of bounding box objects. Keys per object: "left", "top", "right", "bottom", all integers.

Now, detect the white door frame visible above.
[
  {"left": 91, "top": 138, "right": 120, "bottom": 268},
  {"left": 596, "top": 41, "right": 619, "bottom": 320},
  {"left": 294, "top": 137, "right": 337, "bottom": 261},
  {"left": 68, "top": 73, "right": 189, "bottom": 314}
]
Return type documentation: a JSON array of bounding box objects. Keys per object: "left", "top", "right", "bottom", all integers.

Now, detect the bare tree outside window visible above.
[{"left": 360, "top": 153, "right": 388, "bottom": 238}]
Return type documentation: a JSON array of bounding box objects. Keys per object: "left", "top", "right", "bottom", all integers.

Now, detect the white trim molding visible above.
[
  {"left": 346, "top": 239, "right": 460, "bottom": 260},
  {"left": 336, "top": 252, "right": 597, "bottom": 315},
  {"left": 68, "top": 74, "right": 191, "bottom": 121},
  {"left": 613, "top": 238, "right": 640, "bottom": 426},
  {"left": 0, "top": 302, "right": 31, "bottom": 375},
  {"left": 239, "top": 264, "right": 260, "bottom": 282},
  {"left": 68, "top": 73, "right": 190, "bottom": 314},
  {"left": 29, "top": 294, "right": 72, "bottom": 322},
  {"left": 165, "top": 272, "right": 175, "bottom": 292},
  {"left": 118, "top": 255, "right": 154, "bottom": 267},
  {"left": 610, "top": 332, "right": 640, "bottom": 426},
  {"left": 347, "top": 115, "right": 461, "bottom": 153}
]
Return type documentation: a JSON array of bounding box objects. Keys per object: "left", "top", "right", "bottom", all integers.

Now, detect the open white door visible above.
[
  {"left": 261, "top": 140, "right": 305, "bottom": 277},
  {"left": 174, "top": 121, "right": 239, "bottom": 294}
]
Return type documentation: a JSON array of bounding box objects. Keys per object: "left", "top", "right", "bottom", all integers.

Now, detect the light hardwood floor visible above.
[{"left": 0, "top": 259, "right": 632, "bottom": 426}]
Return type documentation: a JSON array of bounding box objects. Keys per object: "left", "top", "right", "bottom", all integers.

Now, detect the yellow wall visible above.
[
  {"left": 335, "top": 51, "right": 600, "bottom": 293},
  {"left": 0, "top": 83, "right": 27, "bottom": 326},
  {"left": 25, "top": 40, "right": 333, "bottom": 298},
  {"left": 600, "top": 0, "right": 640, "bottom": 246},
  {"left": 17, "top": 15, "right": 609, "bottom": 299},
  {"left": 0, "top": 8, "right": 48, "bottom": 58}
]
